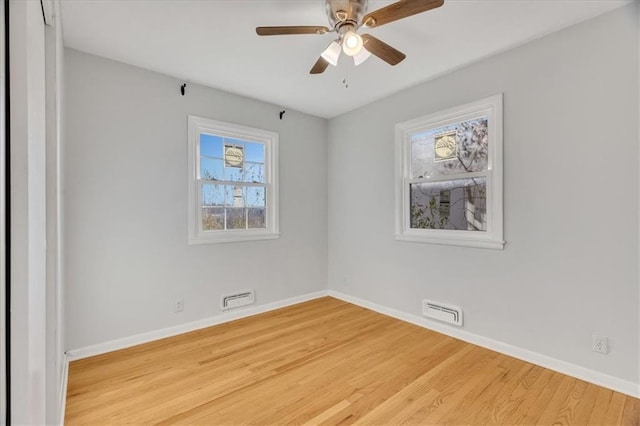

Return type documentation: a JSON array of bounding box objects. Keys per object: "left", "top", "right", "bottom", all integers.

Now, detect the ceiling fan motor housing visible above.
[{"left": 325, "top": 0, "right": 369, "bottom": 30}]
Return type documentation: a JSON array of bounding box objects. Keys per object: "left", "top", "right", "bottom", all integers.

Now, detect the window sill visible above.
[
  {"left": 188, "top": 231, "right": 280, "bottom": 245},
  {"left": 395, "top": 233, "right": 505, "bottom": 250}
]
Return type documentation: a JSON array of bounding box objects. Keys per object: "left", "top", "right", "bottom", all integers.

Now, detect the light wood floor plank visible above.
[
  {"left": 500, "top": 367, "right": 556, "bottom": 424},
  {"left": 65, "top": 297, "right": 639, "bottom": 425},
  {"left": 622, "top": 396, "right": 640, "bottom": 426}
]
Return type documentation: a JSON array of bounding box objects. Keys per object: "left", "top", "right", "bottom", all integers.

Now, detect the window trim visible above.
[
  {"left": 394, "top": 94, "right": 504, "bottom": 249},
  {"left": 188, "top": 116, "right": 279, "bottom": 244}
]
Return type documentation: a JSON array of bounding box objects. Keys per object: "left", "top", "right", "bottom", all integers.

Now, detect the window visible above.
[
  {"left": 188, "top": 116, "right": 279, "bottom": 244},
  {"left": 395, "top": 94, "right": 504, "bottom": 249}
]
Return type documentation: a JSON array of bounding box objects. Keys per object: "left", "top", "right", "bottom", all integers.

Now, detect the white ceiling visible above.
[{"left": 61, "top": 0, "right": 631, "bottom": 119}]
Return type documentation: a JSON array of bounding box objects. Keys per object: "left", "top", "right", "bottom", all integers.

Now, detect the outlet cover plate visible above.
[{"left": 592, "top": 335, "right": 608, "bottom": 354}]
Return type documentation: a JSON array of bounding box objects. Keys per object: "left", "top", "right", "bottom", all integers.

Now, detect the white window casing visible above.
[
  {"left": 394, "top": 94, "right": 504, "bottom": 249},
  {"left": 188, "top": 116, "right": 279, "bottom": 244}
]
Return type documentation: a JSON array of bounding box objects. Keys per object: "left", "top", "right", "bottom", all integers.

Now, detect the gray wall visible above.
[
  {"left": 64, "top": 49, "right": 328, "bottom": 349},
  {"left": 328, "top": 4, "right": 639, "bottom": 383}
]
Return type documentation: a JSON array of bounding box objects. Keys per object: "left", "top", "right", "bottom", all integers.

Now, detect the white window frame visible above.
[
  {"left": 188, "top": 116, "right": 279, "bottom": 244},
  {"left": 394, "top": 94, "right": 504, "bottom": 249}
]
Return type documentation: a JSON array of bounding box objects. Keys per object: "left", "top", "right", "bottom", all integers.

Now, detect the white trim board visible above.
[
  {"left": 637, "top": 0, "right": 640, "bottom": 401},
  {"left": 66, "top": 290, "right": 329, "bottom": 361},
  {"left": 328, "top": 290, "right": 640, "bottom": 399},
  {"left": 59, "top": 354, "right": 69, "bottom": 425}
]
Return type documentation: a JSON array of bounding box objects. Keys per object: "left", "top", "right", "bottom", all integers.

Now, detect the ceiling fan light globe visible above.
[
  {"left": 353, "top": 47, "right": 371, "bottom": 66},
  {"left": 320, "top": 41, "right": 341, "bottom": 66},
  {"left": 345, "top": 34, "right": 359, "bottom": 49},
  {"left": 342, "top": 31, "right": 363, "bottom": 56}
]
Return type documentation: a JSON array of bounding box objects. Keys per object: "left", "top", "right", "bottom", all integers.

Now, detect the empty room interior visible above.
[{"left": 4, "top": 0, "right": 640, "bottom": 424}]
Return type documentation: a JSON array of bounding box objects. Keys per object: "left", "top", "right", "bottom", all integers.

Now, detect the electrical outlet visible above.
[
  {"left": 592, "top": 335, "right": 608, "bottom": 354},
  {"left": 174, "top": 298, "right": 184, "bottom": 313}
]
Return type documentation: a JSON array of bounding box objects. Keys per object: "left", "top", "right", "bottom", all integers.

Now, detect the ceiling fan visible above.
[{"left": 256, "top": 0, "right": 444, "bottom": 74}]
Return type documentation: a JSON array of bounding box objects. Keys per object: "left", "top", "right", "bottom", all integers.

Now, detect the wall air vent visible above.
[
  {"left": 221, "top": 290, "right": 255, "bottom": 310},
  {"left": 422, "top": 300, "right": 463, "bottom": 326}
]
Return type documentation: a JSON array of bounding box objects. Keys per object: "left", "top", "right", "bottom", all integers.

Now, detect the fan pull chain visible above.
[{"left": 342, "top": 56, "right": 353, "bottom": 89}]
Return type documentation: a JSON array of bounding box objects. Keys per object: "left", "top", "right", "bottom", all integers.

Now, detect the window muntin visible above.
[
  {"left": 395, "top": 95, "right": 503, "bottom": 249},
  {"left": 188, "top": 116, "right": 279, "bottom": 244}
]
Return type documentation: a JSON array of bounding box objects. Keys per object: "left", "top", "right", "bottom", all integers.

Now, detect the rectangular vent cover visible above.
[
  {"left": 422, "top": 300, "right": 463, "bottom": 326},
  {"left": 221, "top": 290, "right": 255, "bottom": 310}
]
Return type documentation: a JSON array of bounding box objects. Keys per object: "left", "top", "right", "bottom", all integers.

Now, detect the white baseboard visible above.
[
  {"left": 58, "top": 354, "right": 69, "bottom": 425},
  {"left": 328, "top": 290, "right": 640, "bottom": 399},
  {"left": 67, "top": 290, "right": 329, "bottom": 361}
]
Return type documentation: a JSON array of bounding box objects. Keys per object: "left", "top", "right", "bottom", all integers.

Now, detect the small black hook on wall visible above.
[
  {"left": 180, "top": 84, "right": 187, "bottom": 96},
  {"left": 279, "top": 110, "right": 286, "bottom": 120}
]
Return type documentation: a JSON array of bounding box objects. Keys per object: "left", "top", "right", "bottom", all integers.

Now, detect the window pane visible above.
[
  {"left": 411, "top": 117, "right": 488, "bottom": 178},
  {"left": 225, "top": 137, "right": 246, "bottom": 147},
  {"left": 202, "top": 207, "right": 224, "bottom": 231},
  {"left": 226, "top": 208, "right": 246, "bottom": 229},
  {"left": 248, "top": 208, "right": 266, "bottom": 229},
  {"left": 246, "top": 187, "right": 265, "bottom": 207},
  {"left": 224, "top": 166, "right": 244, "bottom": 182},
  {"left": 223, "top": 143, "right": 244, "bottom": 169},
  {"left": 202, "top": 184, "right": 224, "bottom": 207},
  {"left": 243, "top": 162, "right": 264, "bottom": 183},
  {"left": 244, "top": 142, "right": 265, "bottom": 163},
  {"left": 410, "top": 177, "right": 487, "bottom": 231},
  {"left": 224, "top": 185, "right": 245, "bottom": 207},
  {"left": 200, "top": 157, "right": 223, "bottom": 180},
  {"left": 200, "top": 134, "right": 223, "bottom": 158}
]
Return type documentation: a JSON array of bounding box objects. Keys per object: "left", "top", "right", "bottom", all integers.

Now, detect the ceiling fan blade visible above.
[
  {"left": 256, "top": 26, "right": 330, "bottom": 36},
  {"left": 362, "top": 0, "right": 444, "bottom": 28},
  {"left": 310, "top": 57, "right": 330, "bottom": 74},
  {"left": 361, "top": 34, "right": 406, "bottom": 66}
]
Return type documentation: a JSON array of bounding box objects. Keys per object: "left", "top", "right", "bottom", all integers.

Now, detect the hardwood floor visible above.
[{"left": 65, "top": 297, "right": 640, "bottom": 425}]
